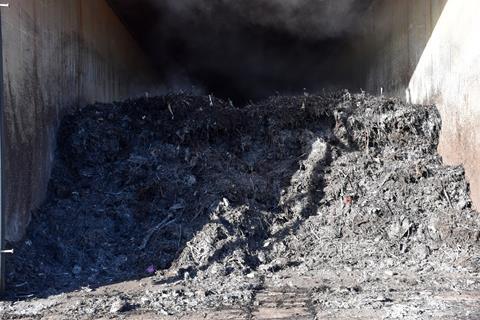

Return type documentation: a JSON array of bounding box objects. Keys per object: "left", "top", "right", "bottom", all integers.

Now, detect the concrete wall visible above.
[
  {"left": 365, "top": 0, "right": 448, "bottom": 97},
  {"left": 407, "top": 0, "right": 480, "bottom": 207},
  {"left": 366, "top": 0, "right": 480, "bottom": 208},
  {"left": 2, "top": 0, "right": 158, "bottom": 241}
]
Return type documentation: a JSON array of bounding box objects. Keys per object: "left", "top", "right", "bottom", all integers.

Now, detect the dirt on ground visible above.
[{"left": 2, "top": 91, "right": 480, "bottom": 319}]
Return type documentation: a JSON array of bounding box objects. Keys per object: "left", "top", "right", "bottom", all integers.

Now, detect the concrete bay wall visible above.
[
  {"left": 407, "top": 0, "right": 480, "bottom": 207},
  {"left": 365, "top": 0, "right": 448, "bottom": 96},
  {"left": 2, "top": 0, "right": 158, "bottom": 241},
  {"left": 366, "top": 0, "right": 480, "bottom": 208}
]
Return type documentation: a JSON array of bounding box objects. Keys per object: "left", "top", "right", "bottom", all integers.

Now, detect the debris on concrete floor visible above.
[{"left": 2, "top": 91, "right": 480, "bottom": 319}]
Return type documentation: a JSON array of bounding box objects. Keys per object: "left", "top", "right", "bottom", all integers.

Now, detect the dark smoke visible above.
[
  {"left": 110, "top": 0, "right": 374, "bottom": 103},
  {"left": 160, "top": 0, "right": 364, "bottom": 39}
]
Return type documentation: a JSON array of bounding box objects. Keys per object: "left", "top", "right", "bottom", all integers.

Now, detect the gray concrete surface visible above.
[
  {"left": 1, "top": 0, "right": 159, "bottom": 241},
  {"left": 364, "top": 0, "right": 480, "bottom": 209},
  {"left": 407, "top": 0, "right": 480, "bottom": 209},
  {"left": 364, "top": 0, "right": 448, "bottom": 97}
]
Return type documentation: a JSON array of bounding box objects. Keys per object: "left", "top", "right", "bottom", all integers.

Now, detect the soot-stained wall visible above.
[{"left": 2, "top": 0, "right": 158, "bottom": 241}]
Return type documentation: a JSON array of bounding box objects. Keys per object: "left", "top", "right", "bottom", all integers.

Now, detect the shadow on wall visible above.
[
  {"left": 406, "top": 0, "right": 480, "bottom": 208},
  {"left": 365, "top": 0, "right": 448, "bottom": 97}
]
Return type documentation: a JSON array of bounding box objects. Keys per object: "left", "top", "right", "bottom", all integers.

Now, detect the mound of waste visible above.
[{"left": 7, "top": 91, "right": 479, "bottom": 312}]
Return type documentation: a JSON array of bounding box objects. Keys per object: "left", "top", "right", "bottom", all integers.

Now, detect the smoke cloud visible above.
[
  {"left": 160, "top": 0, "right": 364, "bottom": 40},
  {"left": 110, "top": 0, "right": 374, "bottom": 103}
]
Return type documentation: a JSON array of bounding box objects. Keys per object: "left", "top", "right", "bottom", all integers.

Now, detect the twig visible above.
[
  {"left": 382, "top": 200, "right": 395, "bottom": 216},
  {"left": 167, "top": 103, "right": 174, "bottom": 119},
  {"left": 365, "top": 129, "right": 370, "bottom": 154},
  {"left": 379, "top": 172, "right": 394, "bottom": 189},
  {"left": 139, "top": 215, "right": 177, "bottom": 250},
  {"left": 186, "top": 242, "right": 200, "bottom": 265},
  {"left": 443, "top": 187, "right": 453, "bottom": 209}
]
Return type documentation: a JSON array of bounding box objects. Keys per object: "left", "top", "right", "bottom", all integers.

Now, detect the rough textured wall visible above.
[
  {"left": 2, "top": 0, "right": 158, "bottom": 241},
  {"left": 407, "top": 0, "right": 480, "bottom": 208}
]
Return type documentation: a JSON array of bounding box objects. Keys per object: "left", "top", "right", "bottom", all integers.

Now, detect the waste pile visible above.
[{"left": 6, "top": 91, "right": 480, "bottom": 315}]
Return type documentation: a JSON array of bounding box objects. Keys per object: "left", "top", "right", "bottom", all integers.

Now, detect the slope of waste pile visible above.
[{"left": 6, "top": 91, "right": 480, "bottom": 316}]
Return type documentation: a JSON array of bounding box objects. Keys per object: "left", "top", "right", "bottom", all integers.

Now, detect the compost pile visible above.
[{"left": 6, "top": 91, "right": 480, "bottom": 314}]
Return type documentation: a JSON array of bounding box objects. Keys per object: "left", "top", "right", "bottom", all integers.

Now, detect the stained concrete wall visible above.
[
  {"left": 407, "top": 0, "right": 480, "bottom": 208},
  {"left": 366, "top": 0, "right": 480, "bottom": 207},
  {"left": 2, "top": 0, "right": 158, "bottom": 241},
  {"left": 365, "top": 0, "right": 448, "bottom": 96}
]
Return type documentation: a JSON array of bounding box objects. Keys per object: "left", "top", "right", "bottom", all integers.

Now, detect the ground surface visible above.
[{"left": 1, "top": 91, "right": 480, "bottom": 319}]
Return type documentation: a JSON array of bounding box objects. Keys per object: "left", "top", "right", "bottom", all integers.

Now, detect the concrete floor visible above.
[{"left": 3, "top": 267, "right": 480, "bottom": 319}]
